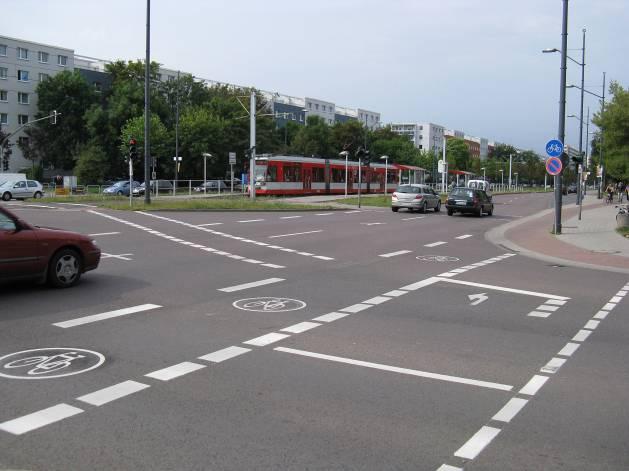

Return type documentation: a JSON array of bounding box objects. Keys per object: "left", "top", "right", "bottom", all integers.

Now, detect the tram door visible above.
[{"left": 303, "top": 167, "right": 312, "bottom": 192}]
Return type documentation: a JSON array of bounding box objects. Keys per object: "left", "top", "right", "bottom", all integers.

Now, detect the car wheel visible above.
[
  {"left": 421, "top": 202, "right": 428, "bottom": 213},
  {"left": 434, "top": 201, "right": 441, "bottom": 212},
  {"left": 48, "top": 248, "right": 82, "bottom": 288},
  {"left": 475, "top": 207, "right": 482, "bottom": 217},
  {"left": 116, "top": 190, "right": 123, "bottom": 196},
  {"left": 392, "top": 207, "right": 399, "bottom": 212},
  {"left": 33, "top": 191, "right": 43, "bottom": 199},
  {"left": 447, "top": 209, "right": 454, "bottom": 216},
  {"left": 1, "top": 192, "right": 11, "bottom": 201}
]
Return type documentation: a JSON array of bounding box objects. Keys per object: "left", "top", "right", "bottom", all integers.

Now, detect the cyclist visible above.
[{"left": 605, "top": 183, "right": 615, "bottom": 204}]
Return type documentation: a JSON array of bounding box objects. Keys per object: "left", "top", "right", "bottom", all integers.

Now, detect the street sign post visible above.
[
  {"left": 229, "top": 152, "right": 236, "bottom": 193},
  {"left": 546, "top": 156, "right": 563, "bottom": 176}
]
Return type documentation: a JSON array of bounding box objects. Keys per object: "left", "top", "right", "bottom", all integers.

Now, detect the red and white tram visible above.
[{"left": 251, "top": 155, "right": 425, "bottom": 196}]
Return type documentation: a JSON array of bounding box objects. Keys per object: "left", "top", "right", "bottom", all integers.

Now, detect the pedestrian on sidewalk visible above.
[{"left": 619, "top": 181, "right": 627, "bottom": 203}]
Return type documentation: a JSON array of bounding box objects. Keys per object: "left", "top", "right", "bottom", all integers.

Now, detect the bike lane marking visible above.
[
  {"left": 53, "top": 304, "right": 162, "bottom": 328},
  {"left": 218, "top": 278, "right": 285, "bottom": 293},
  {"left": 145, "top": 362, "right": 206, "bottom": 381},
  {"left": 0, "top": 348, "right": 105, "bottom": 380},
  {"left": 0, "top": 404, "right": 84, "bottom": 435},
  {"left": 76, "top": 380, "right": 150, "bottom": 406}
]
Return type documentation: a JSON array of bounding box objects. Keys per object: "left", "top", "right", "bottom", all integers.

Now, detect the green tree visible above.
[
  {"left": 74, "top": 143, "right": 110, "bottom": 184},
  {"left": 330, "top": 120, "right": 368, "bottom": 156},
  {"left": 290, "top": 115, "right": 333, "bottom": 158},
  {"left": 489, "top": 143, "right": 518, "bottom": 161},
  {"left": 120, "top": 114, "right": 171, "bottom": 179},
  {"left": 446, "top": 138, "right": 470, "bottom": 170}
]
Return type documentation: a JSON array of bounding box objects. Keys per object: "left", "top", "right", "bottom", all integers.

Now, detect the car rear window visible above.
[
  {"left": 450, "top": 189, "right": 474, "bottom": 198},
  {"left": 397, "top": 185, "right": 421, "bottom": 194}
]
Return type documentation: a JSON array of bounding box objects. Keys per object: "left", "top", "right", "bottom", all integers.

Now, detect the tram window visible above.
[
  {"left": 267, "top": 165, "right": 277, "bottom": 182},
  {"left": 331, "top": 168, "right": 345, "bottom": 183},
  {"left": 312, "top": 167, "right": 325, "bottom": 182},
  {"left": 284, "top": 165, "right": 301, "bottom": 182}
]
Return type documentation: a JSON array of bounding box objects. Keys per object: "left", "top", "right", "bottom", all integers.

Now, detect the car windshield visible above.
[
  {"left": 450, "top": 189, "right": 474, "bottom": 198},
  {"left": 397, "top": 185, "right": 421, "bottom": 194}
]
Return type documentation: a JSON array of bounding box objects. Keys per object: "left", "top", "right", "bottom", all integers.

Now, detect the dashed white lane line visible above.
[
  {"left": 557, "top": 342, "right": 580, "bottom": 357},
  {"left": 312, "top": 312, "right": 350, "bottom": 323},
  {"left": 361, "top": 222, "right": 386, "bottom": 226},
  {"left": 268, "top": 230, "right": 323, "bottom": 239},
  {"left": 379, "top": 250, "right": 412, "bottom": 258},
  {"left": 545, "top": 299, "right": 567, "bottom": 306},
  {"left": 401, "top": 216, "right": 425, "bottom": 221},
  {"left": 145, "top": 362, "right": 206, "bottom": 381},
  {"left": 76, "top": 381, "right": 150, "bottom": 407},
  {"left": 593, "top": 310, "right": 609, "bottom": 320},
  {"left": 280, "top": 322, "right": 321, "bottom": 334},
  {"left": 53, "top": 304, "right": 162, "bottom": 328},
  {"left": 492, "top": 398, "right": 529, "bottom": 423},
  {"left": 528, "top": 311, "right": 552, "bottom": 318},
  {"left": 0, "top": 404, "right": 84, "bottom": 435},
  {"left": 383, "top": 290, "right": 408, "bottom": 297},
  {"left": 436, "top": 465, "right": 463, "bottom": 471},
  {"left": 315, "top": 213, "right": 333, "bottom": 216},
  {"left": 243, "top": 332, "right": 290, "bottom": 347},
  {"left": 437, "top": 278, "right": 569, "bottom": 300},
  {"left": 572, "top": 329, "right": 592, "bottom": 342},
  {"left": 519, "top": 375, "right": 549, "bottom": 396},
  {"left": 218, "top": 278, "right": 285, "bottom": 293},
  {"left": 362, "top": 296, "right": 391, "bottom": 305},
  {"left": 540, "top": 357, "right": 566, "bottom": 374},
  {"left": 274, "top": 347, "right": 513, "bottom": 391},
  {"left": 455, "top": 234, "right": 473, "bottom": 239},
  {"left": 339, "top": 303, "right": 373, "bottom": 313},
  {"left": 198, "top": 346, "right": 251, "bottom": 363},
  {"left": 584, "top": 320, "right": 600, "bottom": 330},
  {"left": 454, "top": 426, "right": 502, "bottom": 460},
  {"left": 279, "top": 215, "right": 302, "bottom": 219},
  {"left": 424, "top": 241, "right": 447, "bottom": 247},
  {"left": 87, "top": 232, "right": 121, "bottom": 236},
  {"left": 238, "top": 219, "right": 264, "bottom": 223},
  {"left": 344, "top": 210, "right": 361, "bottom": 214},
  {"left": 197, "top": 222, "right": 223, "bottom": 226}
]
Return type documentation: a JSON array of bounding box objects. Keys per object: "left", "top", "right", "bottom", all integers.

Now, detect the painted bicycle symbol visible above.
[
  {"left": 233, "top": 297, "right": 307, "bottom": 312},
  {"left": 416, "top": 255, "right": 460, "bottom": 262},
  {"left": 0, "top": 348, "right": 105, "bottom": 379}
]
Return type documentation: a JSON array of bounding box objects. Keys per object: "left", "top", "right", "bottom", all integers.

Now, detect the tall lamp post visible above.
[
  {"left": 340, "top": 151, "right": 350, "bottom": 198},
  {"left": 500, "top": 169, "right": 504, "bottom": 189},
  {"left": 202, "top": 152, "right": 212, "bottom": 196},
  {"left": 380, "top": 155, "right": 389, "bottom": 196},
  {"left": 514, "top": 172, "right": 519, "bottom": 191},
  {"left": 481, "top": 167, "right": 486, "bottom": 182}
]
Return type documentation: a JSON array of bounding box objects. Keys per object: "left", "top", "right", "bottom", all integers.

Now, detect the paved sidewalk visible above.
[{"left": 488, "top": 194, "right": 629, "bottom": 274}]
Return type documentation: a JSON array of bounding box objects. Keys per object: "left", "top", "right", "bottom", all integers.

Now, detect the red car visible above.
[{"left": 0, "top": 206, "right": 101, "bottom": 288}]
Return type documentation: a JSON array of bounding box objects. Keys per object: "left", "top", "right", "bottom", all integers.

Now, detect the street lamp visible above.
[
  {"left": 302, "top": 108, "right": 309, "bottom": 126},
  {"left": 500, "top": 169, "right": 504, "bottom": 189},
  {"left": 514, "top": 172, "right": 519, "bottom": 190},
  {"left": 202, "top": 152, "right": 212, "bottom": 196},
  {"left": 481, "top": 167, "right": 486, "bottom": 182},
  {"left": 380, "top": 155, "right": 389, "bottom": 196},
  {"left": 339, "top": 151, "right": 350, "bottom": 197}
]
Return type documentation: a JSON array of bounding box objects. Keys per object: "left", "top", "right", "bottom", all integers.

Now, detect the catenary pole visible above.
[
  {"left": 144, "top": 0, "right": 151, "bottom": 204},
  {"left": 554, "top": 0, "right": 568, "bottom": 234}
]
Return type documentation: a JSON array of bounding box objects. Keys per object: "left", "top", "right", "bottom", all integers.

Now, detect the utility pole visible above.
[
  {"left": 144, "top": 0, "right": 151, "bottom": 204},
  {"left": 577, "top": 28, "right": 586, "bottom": 207},
  {"left": 249, "top": 90, "right": 256, "bottom": 200},
  {"left": 554, "top": 0, "right": 568, "bottom": 234}
]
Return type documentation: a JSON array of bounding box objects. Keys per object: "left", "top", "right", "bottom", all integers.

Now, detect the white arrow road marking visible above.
[
  {"left": 100, "top": 253, "right": 133, "bottom": 261},
  {"left": 468, "top": 293, "right": 488, "bottom": 306}
]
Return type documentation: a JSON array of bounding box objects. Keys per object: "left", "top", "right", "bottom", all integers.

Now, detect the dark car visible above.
[
  {"left": 133, "top": 180, "right": 174, "bottom": 196},
  {"left": 446, "top": 187, "right": 494, "bottom": 217},
  {"left": 0, "top": 206, "right": 101, "bottom": 288}
]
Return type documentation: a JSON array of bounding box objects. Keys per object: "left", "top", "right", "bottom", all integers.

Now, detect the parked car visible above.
[
  {"left": 0, "top": 206, "right": 100, "bottom": 287},
  {"left": 391, "top": 184, "right": 441, "bottom": 213},
  {"left": 193, "top": 180, "right": 228, "bottom": 192},
  {"left": 102, "top": 180, "right": 140, "bottom": 196},
  {"left": 0, "top": 179, "right": 44, "bottom": 201},
  {"left": 133, "top": 180, "right": 174, "bottom": 196},
  {"left": 566, "top": 183, "right": 577, "bottom": 194},
  {"left": 446, "top": 187, "right": 494, "bottom": 217}
]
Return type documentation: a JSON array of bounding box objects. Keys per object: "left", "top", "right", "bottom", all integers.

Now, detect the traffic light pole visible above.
[
  {"left": 144, "top": 0, "right": 151, "bottom": 204},
  {"left": 554, "top": 0, "right": 568, "bottom": 235}
]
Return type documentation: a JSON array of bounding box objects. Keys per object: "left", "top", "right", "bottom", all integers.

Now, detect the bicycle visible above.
[{"left": 606, "top": 192, "right": 614, "bottom": 205}]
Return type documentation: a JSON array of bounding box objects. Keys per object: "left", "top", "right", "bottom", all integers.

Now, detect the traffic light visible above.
[
  {"left": 2, "top": 142, "right": 11, "bottom": 171},
  {"left": 128, "top": 138, "right": 137, "bottom": 161},
  {"left": 363, "top": 150, "right": 371, "bottom": 165},
  {"left": 571, "top": 153, "right": 584, "bottom": 165},
  {"left": 2, "top": 157, "right": 8, "bottom": 171}
]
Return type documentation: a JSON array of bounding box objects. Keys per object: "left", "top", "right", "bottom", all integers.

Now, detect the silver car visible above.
[
  {"left": 391, "top": 184, "right": 441, "bottom": 213},
  {"left": 0, "top": 179, "right": 44, "bottom": 200}
]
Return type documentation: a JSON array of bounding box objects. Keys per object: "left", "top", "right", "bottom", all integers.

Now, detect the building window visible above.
[
  {"left": 57, "top": 55, "right": 68, "bottom": 66},
  {"left": 17, "top": 70, "right": 29, "bottom": 82},
  {"left": 308, "top": 102, "right": 312, "bottom": 109},
  {"left": 0, "top": 44, "right": 6, "bottom": 56},
  {"left": 93, "top": 81, "right": 102, "bottom": 91},
  {"left": 38, "top": 51, "right": 49, "bottom": 63},
  {"left": 0, "top": 67, "right": 7, "bottom": 79},
  {"left": 0, "top": 113, "right": 7, "bottom": 125},
  {"left": 0, "top": 90, "right": 7, "bottom": 102},
  {"left": 18, "top": 136, "right": 29, "bottom": 147},
  {"left": 315, "top": 104, "right": 319, "bottom": 110},
  {"left": 322, "top": 105, "right": 326, "bottom": 111},
  {"left": 18, "top": 92, "right": 29, "bottom": 104},
  {"left": 38, "top": 72, "right": 49, "bottom": 82},
  {"left": 17, "top": 47, "right": 29, "bottom": 60},
  {"left": 18, "top": 114, "right": 29, "bottom": 125}
]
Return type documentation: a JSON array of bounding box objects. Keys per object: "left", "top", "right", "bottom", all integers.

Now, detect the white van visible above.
[
  {"left": 0, "top": 173, "right": 27, "bottom": 185},
  {"left": 467, "top": 180, "right": 490, "bottom": 192}
]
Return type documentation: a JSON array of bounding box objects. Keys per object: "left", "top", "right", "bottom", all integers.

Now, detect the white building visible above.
[{"left": 391, "top": 122, "right": 446, "bottom": 154}]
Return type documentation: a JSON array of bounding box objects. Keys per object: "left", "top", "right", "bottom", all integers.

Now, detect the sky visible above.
[{"left": 4, "top": 0, "right": 628, "bottom": 155}]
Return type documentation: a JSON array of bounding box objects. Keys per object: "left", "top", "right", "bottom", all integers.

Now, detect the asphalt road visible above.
[{"left": 1, "top": 193, "right": 627, "bottom": 471}]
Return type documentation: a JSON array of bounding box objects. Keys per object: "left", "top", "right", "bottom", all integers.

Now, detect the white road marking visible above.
[
  {"left": 455, "top": 234, "right": 473, "bottom": 239},
  {"left": 492, "top": 398, "right": 528, "bottom": 423},
  {"left": 572, "top": 329, "right": 592, "bottom": 342},
  {"left": 313, "top": 255, "right": 334, "bottom": 260},
  {"left": 424, "top": 241, "right": 447, "bottom": 247},
  {"left": 268, "top": 230, "right": 323, "bottom": 239},
  {"left": 617, "top": 290, "right": 628, "bottom": 297},
  {"left": 77, "top": 380, "right": 150, "bottom": 406},
  {"left": 584, "top": 320, "right": 600, "bottom": 330},
  {"left": 593, "top": 310, "right": 609, "bottom": 320},
  {"left": 437, "top": 278, "right": 569, "bottom": 300},
  {"left": 536, "top": 305, "right": 559, "bottom": 312},
  {"left": 243, "top": 332, "right": 290, "bottom": 347},
  {"left": 101, "top": 252, "right": 134, "bottom": 261},
  {"left": 198, "top": 222, "right": 223, "bottom": 226},
  {"left": 0, "top": 404, "right": 84, "bottom": 435},
  {"left": 280, "top": 322, "right": 321, "bottom": 334},
  {"left": 145, "top": 362, "right": 206, "bottom": 381},
  {"left": 557, "top": 342, "right": 580, "bottom": 357},
  {"left": 362, "top": 296, "right": 391, "bottom": 305},
  {"left": 540, "top": 357, "right": 566, "bottom": 374},
  {"left": 279, "top": 215, "right": 302, "bottom": 219},
  {"left": 238, "top": 219, "right": 264, "bottom": 223},
  {"left": 382, "top": 290, "right": 408, "bottom": 297},
  {"left": 379, "top": 250, "right": 412, "bottom": 258},
  {"left": 400, "top": 277, "right": 441, "bottom": 291},
  {"left": 545, "top": 299, "right": 567, "bottom": 306},
  {"left": 454, "top": 426, "right": 502, "bottom": 460},
  {"left": 315, "top": 213, "right": 333, "bottom": 216},
  {"left": 519, "top": 375, "right": 549, "bottom": 396},
  {"left": 339, "top": 304, "right": 373, "bottom": 313},
  {"left": 87, "top": 232, "right": 120, "bottom": 236},
  {"left": 528, "top": 311, "right": 552, "bottom": 318},
  {"left": 198, "top": 346, "right": 251, "bottom": 363},
  {"left": 312, "top": 312, "right": 350, "bottom": 323},
  {"left": 602, "top": 302, "right": 617, "bottom": 311},
  {"left": 437, "top": 465, "right": 463, "bottom": 471},
  {"left": 274, "top": 347, "right": 512, "bottom": 391},
  {"left": 401, "top": 216, "right": 425, "bottom": 221},
  {"left": 361, "top": 222, "right": 386, "bottom": 226},
  {"left": 344, "top": 210, "right": 361, "bottom": 214},
  {"left": 218, "top": 278, "right": 285, "bottom": 292},
  {"left": 53, "top": 304, "right": 162, "bottom": 328}
]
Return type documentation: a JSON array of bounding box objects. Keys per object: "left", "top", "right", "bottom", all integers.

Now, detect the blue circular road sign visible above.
[
  {"left": 546, "top": 156, "right": 563, "bottom": 176},
  {"left": 545, "top": 139, "right": 564, "bottom": 157}
]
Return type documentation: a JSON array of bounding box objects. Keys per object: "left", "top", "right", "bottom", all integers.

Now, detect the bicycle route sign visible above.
[
  {"left": 0, "top": 348, "right": 105, "bottom": 380},
  {"left": 545, "top": 139, "right": 564, "bottom": 157},
  {"left": 233, "top": 297, "right": 307, "bottom": 312},
  {"left": 546, "top": 156, "right": 563, "bottom": 176}
]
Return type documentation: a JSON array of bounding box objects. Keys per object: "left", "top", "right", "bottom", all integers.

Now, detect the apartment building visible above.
[{"left": 390, "top": 122, "right": 446, "bottom": 154}]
